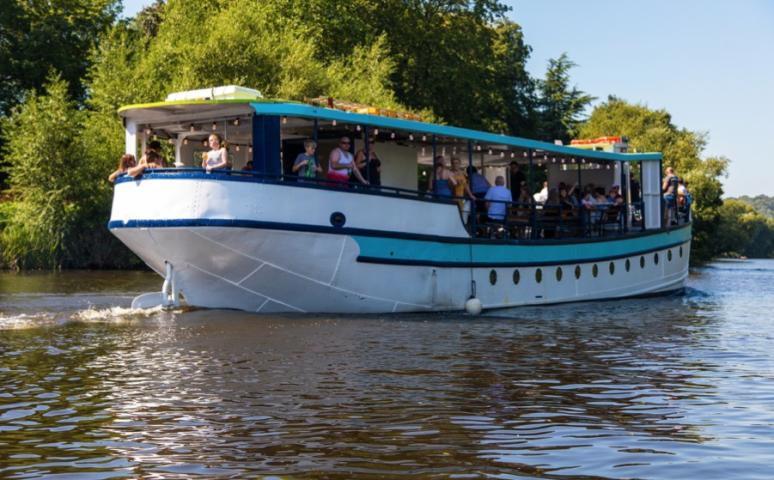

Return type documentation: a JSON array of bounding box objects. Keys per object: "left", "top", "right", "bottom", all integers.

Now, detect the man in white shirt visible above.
[{"left": 484, "top": 176, "right": 512, "bottom": 221}]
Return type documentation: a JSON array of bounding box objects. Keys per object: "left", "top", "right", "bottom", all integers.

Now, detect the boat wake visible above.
[{"left": 0, "top": 305, "right": 169, "bottom": 330}]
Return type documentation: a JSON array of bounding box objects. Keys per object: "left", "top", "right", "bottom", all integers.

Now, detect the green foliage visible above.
[
  {"left": 715, "top": 199, "right": 774, "bottom": 258},
  {"left": 536, "top": 53, "right": 595, "bottom": 143},
  {"left": 0, "top": 0, "right": 120, "bottom": 115},
  {"left": 578, "top": 97, "right": 729, "bottom": 263},
  {"left": 736, "top": 194, "right": 774, "bottom": 219}
]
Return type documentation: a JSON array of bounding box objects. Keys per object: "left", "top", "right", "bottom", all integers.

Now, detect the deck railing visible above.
[{"left": 117, "top": 167, "right": 690, "bottom": 240}]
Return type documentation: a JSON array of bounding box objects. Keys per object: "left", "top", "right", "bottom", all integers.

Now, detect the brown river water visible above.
[{"left": 1, "top": 260, "right": 773, "bottom": 479}]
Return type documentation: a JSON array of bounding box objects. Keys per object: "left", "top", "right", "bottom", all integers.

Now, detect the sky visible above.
[{"left": 121, "top": 0, "right": 773, "bottom": 197}]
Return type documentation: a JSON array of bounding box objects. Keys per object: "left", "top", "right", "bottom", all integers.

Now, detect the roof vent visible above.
[{"left": 165, "top": 85, "right": 263, "bottom": 102}]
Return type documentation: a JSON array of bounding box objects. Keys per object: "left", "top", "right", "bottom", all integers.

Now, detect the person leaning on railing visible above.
[
  {"left": 108, "top": 153, "right": 137, "bottom": 182},
  {"left": 328, "top": 136, "right": 368, "bottom": 187},
  {"left": 202, "top": 133, "right": 229, "bottom": 172},
  {"left": 127, "top": 150, "right": 162, "bottom": 178}
]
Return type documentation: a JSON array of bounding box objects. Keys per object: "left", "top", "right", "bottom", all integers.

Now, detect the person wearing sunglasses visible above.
[{"left": 328, "top": 136, "right": 368, "bottom": 186}]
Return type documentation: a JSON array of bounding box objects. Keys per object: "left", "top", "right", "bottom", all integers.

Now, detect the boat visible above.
[{"left": 110, "top": 86, "right": 691, "bottom": 313}]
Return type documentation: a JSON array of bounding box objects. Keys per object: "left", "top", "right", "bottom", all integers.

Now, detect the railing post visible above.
[
  {"left": 528, "top": 148, "right": 536, "bottom": 239},
  {"left": 364, "top": 125, "right": 370, "bottom": 185},
  {"left": 431, "top": 135, "right": 438, "bottom": 197}
]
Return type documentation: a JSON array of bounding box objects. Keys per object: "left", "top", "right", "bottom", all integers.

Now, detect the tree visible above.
[
  {"left": 1, "top": 74, "right": 87, "bottom": 268},
  {"left": 536, "top": 53, "right": 595, "bottom": 143},
  {"left": 0, "top": 0, "right": 120, "bottom": 116},
  {"left": 578, "top": 97, "right": 728, "bottom": 263}
]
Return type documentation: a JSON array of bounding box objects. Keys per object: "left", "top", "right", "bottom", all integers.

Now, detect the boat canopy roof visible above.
[{"left": 119, "top": 99, "right": 662, "bottom": 163}]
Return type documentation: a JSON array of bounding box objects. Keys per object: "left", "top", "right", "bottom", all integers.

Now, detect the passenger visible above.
[
  {"left": 677, "top": 177, "right": 692, "bottom": 220},
  {"left": 516, "top": 184, "right": 532, "bottom": 205},
  {"left": 108, "top": 153, "right": 137, "bottom": 183},
  {"left": 450, "top": 156, "right": 476, "bottom": 214},
  {"left": 243, "top": 160, "right": 254, "bottom": 171},
  {"left": 509, "top": 161, "right": 526, "bottom": 191},
  {"left": 127, "top": 150, "right": 162, "bottom": 177},
  {"left": 558, "top": 185, "right": 575, "bottom": 210},
  {"left": 141, "top": 140, "right": 166, "bottom": 167},
  {"left": 469, "top": 166, "right": 491, "bottom": 215},
  {"left": 202, "top": 133, "right": 229, "bottom": 172},
  {"left": 543, "top": 187, "right": 561, "bottom": 237},
  {"left": 581, "top": 185, "right": 599, "bottom": 225},
  {"left": 484, "top": 176, "right": 512, "bottom": 222},
  {"left": 662, "top": 166, "right": 679, "bottom": 223},
  {"left": 328, "top": 136, "right": 367, "bottom": 186},
  {"left": 355, "top": 138, "right": 382, "bottom": 186},
  {"left": 429, "top": 156, "right": 456, "bottom": 197},
  {"left": 533, "top": 180, "right": 549, "bottom": 204},
  {"left": 292, "top": 139, "right": 322, "bottom": 181},
  {"left": 608, "top": 184, "right": 624, "bottom": 205}
]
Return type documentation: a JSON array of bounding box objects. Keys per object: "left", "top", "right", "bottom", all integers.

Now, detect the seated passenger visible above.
[
  {"left": 108, "top": 153, "right": 137, "bottom": 183},
  {"left": 328, "top": 136, "right": 367, "bottom": 186},
  {"left": 516, "top": 184, "right": 532, "bottom": 205},
  {"left": 608, "top": 185, "right": 624, "bottom": 205},
  {"left": 202, "top": 133, "right": 228, "bottom": 172},
  {"left": 533, "top": 180, "right": 549, "bottom": 204},
  {"left": 355, "top": 138, "right": 382, "bottom": 186},
  {"left": 127, "top": 150, "right": 162, "bottom": 177},
  {"left": 429, "top": 156, "right": 456, "bottom": 197},
  {"left": 243, "top": 160, "right": 254, "bottom": 171},
  {"left": 292, "top": 139, "right": 322, "bottom": 180},
  {"left": 558, "top": 185, "right": 575, "bottom": 210},
  {"left": 484, "top": 176, "right": 512, "bottom": 221}
]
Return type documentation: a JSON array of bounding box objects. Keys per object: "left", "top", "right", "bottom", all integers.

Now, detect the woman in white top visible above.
[
  {"left": 328, "top": 136, "right": 368, "bottom": 185},
  {"left": 202, "top": 133, "right": 228, "bottom": 172}
]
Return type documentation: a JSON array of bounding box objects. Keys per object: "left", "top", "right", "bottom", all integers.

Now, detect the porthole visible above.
[
  {"left": 592, "top": 264, "right": 599, "bottom": 277},
  {"left": 513, "top": 269, "right": 520, "bottom": 285},
  {"left": 654, "top": 253, "right": 659, "bottom": 265},
  {"left": 556, "top": 267, "right": 563, "bottom": 282},
  {"left": 575, "top": 265, "right": 581, "bottom": 279},
  {"left": 330, "top": 211, "right": 346, "bottom": 227},
  {"left": 679, "top": 246, "right": 683, "bottom": 258},
  {"left": 535, "top": 268, "right": 543, "bottom": 283},
  {"left": 668, "top": 250, "right": 673, "bottom": 262},
  {"left": 609, "top": 262, "right": 615, "bottom": 275},
  {"left": 640, "top": 256, "right": 645, "bottom": 269},
  {"left": 489, "top": 269, "right": 497, "bottom": 285},
  {"left": 625, "top": 259, "right": 631, "bottom": 272}
]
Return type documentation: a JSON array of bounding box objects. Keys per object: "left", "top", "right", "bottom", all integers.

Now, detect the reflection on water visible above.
[{"left": 1, "top": 261, "right": 774, "bottom": 479}]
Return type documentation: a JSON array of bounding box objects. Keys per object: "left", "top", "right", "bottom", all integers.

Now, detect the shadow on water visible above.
[{"left": 1, "top": 262, "right": 774, "bottom": 478}]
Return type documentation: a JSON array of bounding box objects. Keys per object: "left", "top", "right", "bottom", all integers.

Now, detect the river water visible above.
[{"left": 0, "top": 260, "right": 773, "bottom": 479}]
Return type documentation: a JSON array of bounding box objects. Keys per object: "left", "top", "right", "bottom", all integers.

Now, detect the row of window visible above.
[{"left": 489, "top": 246, "right": 683, "bottom": 285}]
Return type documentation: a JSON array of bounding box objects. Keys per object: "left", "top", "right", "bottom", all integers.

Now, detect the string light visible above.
[
  {"left": 189, "top": 124, "right": 195, "bottom": 133},
  {"left": 571, "top": 158, "right": 576, "bottom": 163},
  {"left": 581, "top": 158, "right": 586, "bottom": 164},
  {"left": 561, "top": 158, "right": 566, "bottom": 164},
  {"left": 552, "top": 157, "right": 556, "bottom": 163},
  {"left": 409, "top": 133, "right": 414, "bottom": 141},
  {"left": 421, "top": 146, "right": 426, "bottom": 155},
  {"left": 356, "top": 124, "right": 361, "bottom": 131},
  {"left": 374, "top": 128, "right": 379, "bottom": 136},
  {"left": 144, "top": 128, "right": 151, "bottom": 135},
  {"left": 235, "top": 145, "right": 240, "bottom": 152},
  {"left": 332, "top": 119, "right": 337, "bottom": 126},
  {"left": 500, "top": 151, "right": 505, "bottom": 158},
  {"left": 282, "top": 117, "right": 288, "bottom": 124},
  {"left": 248, "top": 146, "right": 253, "bottom": 153},
  {"left": 390, "top": 132, "right": 396, "bottom": 139},
  {"left": 477, "top": 144, "right": 482, "bottom": 151},
  {"left": 183, "top": 138, "right": 188, "bottom": 145},
  {"left": 421, "top": 135, "right": 427, "bottom": 142},
  {"left": 203, "top": 140, "right": 208, "bottom": 146},
  {"left": 488, "top": 149, "right": 493, "bottom": 155},
  {"left": 233, "top": 118, "right": 240, "bottom": 126},
  {"left": 522, "top": 151, "right": 527, "bottom": 157},
  {"left": 510, "top": 152, "right": 515, "bottom": 158}
]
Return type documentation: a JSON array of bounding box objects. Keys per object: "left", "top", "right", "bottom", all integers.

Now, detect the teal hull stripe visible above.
[
  {"left": 249, "top": 103, "right": 661, "bottom": 163},
  {"left": 353, "top": 226, "right": 691, "bottom": 266}
]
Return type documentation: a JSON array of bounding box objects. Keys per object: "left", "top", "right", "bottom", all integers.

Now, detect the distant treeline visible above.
[
  {"left": 715, "top": 196, "right": 774, "bottom": 259},
  {"left": 0, "top": 0, "right": 761, "bottom": 268}
]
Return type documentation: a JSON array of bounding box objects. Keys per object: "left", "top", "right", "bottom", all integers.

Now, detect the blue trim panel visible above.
[{"left": 249, "top": 102, "right": 661, "bottom": 163}]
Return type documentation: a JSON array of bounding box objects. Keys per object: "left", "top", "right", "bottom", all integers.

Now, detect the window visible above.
[
  {"left": 609, "top": 262, "right": 615, "bottom": 275},
  {"left": 640, "top": 256, "right": 645, "bottom": 269},
  {"left": 575, "top": 265, "right": 581, "bottom": 279},
  {"left": 535, "top": 268, "right": 543, "bottom": 283},
  {"left": 679, "top": 246, "right": 683, "bottom": 258},
  {"left": 556, "top": 267, "right": 563, "bottom": 282},
  {"left": 489, "top": 269, "right": 497, "bottom": 285},
  {"left": 513, "top": 269, "right": 520, "bottom": 285},
  {"left": 668, "top": 250, "right": 673, "bottom": 262},
  {"left": 625, "top": 259, "right": 631, "bottom": 271},
  {"left": 592, "top": 264, "right": 599, "bottom": 277},
  {"left": 654, "top": 253, "right": 659, "bottom": 265}
]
